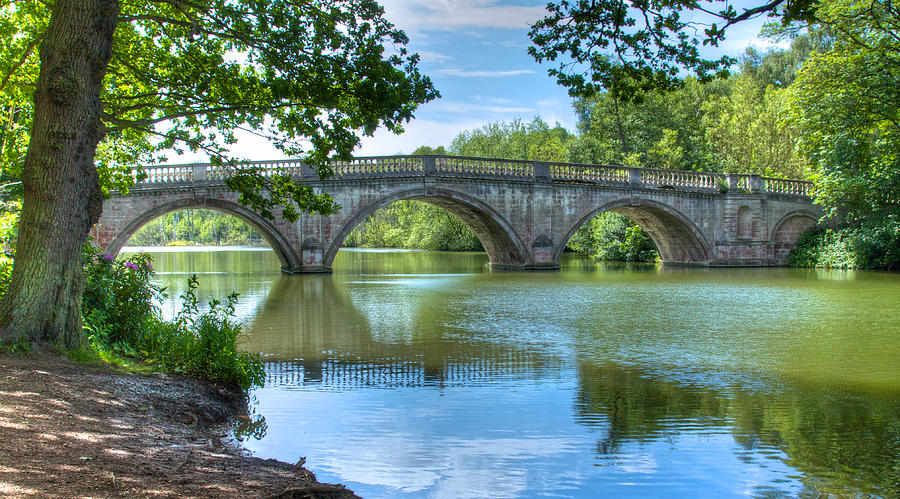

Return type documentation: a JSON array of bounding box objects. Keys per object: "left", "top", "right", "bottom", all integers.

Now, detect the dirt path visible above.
[{"left": 0, "top": 353, "right": 357, "bottom": 498}]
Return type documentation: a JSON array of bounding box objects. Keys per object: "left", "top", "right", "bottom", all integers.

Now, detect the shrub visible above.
[
  {"left": 788, "top": 218, "right": 900, "bottom": 270},
  {"left": 141, "top": 276, "right": 265, "bottom": 390},
  {"left": 82, "top": 247, "right": 160, "bottom": 345},
  {"left": 81, "top": 248, "right": 263, "bottom": 390}
]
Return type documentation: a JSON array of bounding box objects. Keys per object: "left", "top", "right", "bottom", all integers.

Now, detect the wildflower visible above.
[
  {"left": 101, "top": 253, "right": 115, "bottom": 262},
  {"left": 124, "top": 261, "right": 139, "bottom": 270}
]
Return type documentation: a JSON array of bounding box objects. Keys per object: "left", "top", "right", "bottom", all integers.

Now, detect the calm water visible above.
[{"left": 125, "top": 247, "right": 900, "bottom": 498}]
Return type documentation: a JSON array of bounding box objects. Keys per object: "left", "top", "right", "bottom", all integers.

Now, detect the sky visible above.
[{"left": 211, "top": 0, "right": 784, "bottom": 160}]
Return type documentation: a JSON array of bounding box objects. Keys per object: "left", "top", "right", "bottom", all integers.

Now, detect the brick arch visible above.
[
  {"left": 771, "top": 210, "right": 819, "bottom": 241},
  {"left": 554, "top": 198, "right": 713, "bottom": 264},
  {"left": 323, "top": 187, "right": 530, "bottom": 269},
  {"left": 99, "top": 197, "right": 301, "bottom": 270},
  {"left": 771, "top": 210, "right": 818, "bottom": 263}
]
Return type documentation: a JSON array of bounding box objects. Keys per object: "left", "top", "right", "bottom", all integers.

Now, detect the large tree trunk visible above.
[{"left": 0, "top": 0, "right": 119, "bottom": 346}]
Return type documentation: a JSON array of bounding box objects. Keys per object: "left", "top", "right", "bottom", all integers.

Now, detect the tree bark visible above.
[
  {"left": 613, "top": 97, "right": 629, "bottom": 156},
  {"left": 0, "top": 0, "right": 119, "bottom": 346}
]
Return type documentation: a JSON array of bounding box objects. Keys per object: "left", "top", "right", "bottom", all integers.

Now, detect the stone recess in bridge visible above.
[{"left": 91, "top": 155, "right": 820, "bottom": 272}]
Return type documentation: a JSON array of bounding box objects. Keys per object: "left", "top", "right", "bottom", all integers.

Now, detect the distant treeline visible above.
[
  {"left": 129, "top": 209, "right": 265, "bottom": 247},
  {"left": 344, "top": 200, "right": 482, "bottom": 251}
]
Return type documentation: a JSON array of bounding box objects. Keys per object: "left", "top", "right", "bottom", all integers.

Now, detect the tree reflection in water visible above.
[{"left": 575, "top": 360, "right": 900, "bottom": 496}]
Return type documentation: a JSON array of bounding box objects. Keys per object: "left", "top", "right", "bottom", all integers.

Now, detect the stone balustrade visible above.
[
  {"left": 435, "top": 156, "right": 533, "bottom": 178},
  {"left": 549, "top": 163, "right": 630, "bottom": 184},
  {"left": 763, "top": 177, "right": 814, "bottom": 197},
  {"left": 131, "top": 155, "right": 813, "bottom": 198}
]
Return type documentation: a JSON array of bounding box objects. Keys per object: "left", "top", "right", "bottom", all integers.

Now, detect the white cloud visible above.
[
  {"left": 437, "top": 68, "right": 535, "bottom": 78},
  {"left": 417, "top": 50, "right": 452, "bottom": 63},
  {"left": 379, "top": 0, "right": 547, "bottom": 32},
  {"left": 535, "top": 98, "right": 577, "bottom": 131}
]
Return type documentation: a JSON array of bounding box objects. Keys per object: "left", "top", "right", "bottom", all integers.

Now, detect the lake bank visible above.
[{"left": 0, "top": 353, "right": 356, "bottom": 498}]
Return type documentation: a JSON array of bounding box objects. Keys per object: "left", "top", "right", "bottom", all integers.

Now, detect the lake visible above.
[{"left": 124, "top": 247, "right": 900, "bottom": 498}]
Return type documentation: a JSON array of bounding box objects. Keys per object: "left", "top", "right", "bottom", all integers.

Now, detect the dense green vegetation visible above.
[
  {"left": 129, "top": 210, "right": 266, "bottom": 247},
  {"left": 78, "top": 247, "right": 264, "bottom": 389},
  {"left": 788, "top": 224, "right": 900, "bottom": 270}
]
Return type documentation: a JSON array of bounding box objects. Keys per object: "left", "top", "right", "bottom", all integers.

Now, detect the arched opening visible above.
[
  {"left": 564, "top": 211, "right": 659, "bottom": 263},
  {"left": 343, "top": 200, "right": 484, "bottom": 252},
  {"left": 325, "top": 188, "right": 529, "bottom": 269},
  {"left": 127, "top": 209, "right": 266, "bottom": 247},
  {"left": 772, "top": 213, "right": 817, "bottom": 263},
  {"left": 557, "top": 199, "right": 711, "bottom": 265},
  {"left": 104, "top": 198, "right": 300, "bottom": 270}
]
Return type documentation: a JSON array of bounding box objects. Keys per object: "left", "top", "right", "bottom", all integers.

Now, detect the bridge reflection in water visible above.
[
  {"left": 264, "top": 350, "right": 556, "bottom": 391},
  {"left": 247, "top": 268, "right": 566, "bottom": 390}
]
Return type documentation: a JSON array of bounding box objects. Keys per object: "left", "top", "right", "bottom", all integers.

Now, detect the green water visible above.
[{"left": 127, "top": 247, "right": 900, "bottom": 498}]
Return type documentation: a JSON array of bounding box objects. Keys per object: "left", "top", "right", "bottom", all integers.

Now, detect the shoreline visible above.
[{"left": 0, "top": 353, "right": 357, "bottom": 498}]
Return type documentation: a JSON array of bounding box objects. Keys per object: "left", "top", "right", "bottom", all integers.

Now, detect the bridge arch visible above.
[
  {"left": 324, "top": 187, "right": 530, "bottom": 269},
  {"left": 101, "top": 197, "right": 301, "bottom": 270},
  {"left": 554, "top": 198, "right": 713, "bottom": 265},
  {"left": 771, "top": 210, "right": 819, "bottom": 263},
  {"left": 771, "top": 210, "right": 819, "bottom": 242}
]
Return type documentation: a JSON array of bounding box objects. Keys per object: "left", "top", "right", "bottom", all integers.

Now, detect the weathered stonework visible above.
[{"left": 91, "top": 156, "right": 821, "bottom": 272}]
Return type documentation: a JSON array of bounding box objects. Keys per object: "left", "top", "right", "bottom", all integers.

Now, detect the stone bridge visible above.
[{"left": 91, "top": 155, "right": 821, "bottom": 272}]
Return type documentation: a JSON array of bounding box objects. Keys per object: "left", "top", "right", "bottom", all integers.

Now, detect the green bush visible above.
[
  {"left": 81, "top": 248, "right": 264, "bottom": 389},
  {"left": 788, "top": 219, "right": 900, "bottom": 270},
  {"left": 139, "top": 276, "right": 265, "bottom": 389},
  {"left": 83, "top": 248, "right": 160, "bottom": 345}
]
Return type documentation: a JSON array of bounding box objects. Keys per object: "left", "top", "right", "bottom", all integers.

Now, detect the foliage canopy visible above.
[
  {"left": 1, "top": 0, "right": 438, "bottom": 219},
  {"left": 528, "top": 0, "right": 818, "bottom": 99}
]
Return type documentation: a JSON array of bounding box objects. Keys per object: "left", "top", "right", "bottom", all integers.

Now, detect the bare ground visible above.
[{"left": 0, "top": 353, "right": 358, "bottom": 498}]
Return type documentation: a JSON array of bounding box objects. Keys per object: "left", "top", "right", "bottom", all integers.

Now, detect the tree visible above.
[
  {"left": 449, "top": 118, "right": 574, "bottom": 162},
  {"left": 528, "top": 0, "right": 819, "bottom": 99},
  {"left": 0, "top": 0, "right": 437, "bottom": 346},
  {"left": 788, "top": 0, "right": 900, "bottom": 224},
  {"left": 568, "top": 77, "right": 727, "bottom": 170},
  {"left": 702, "top": 74, "right": 807, "bottom": 177}
]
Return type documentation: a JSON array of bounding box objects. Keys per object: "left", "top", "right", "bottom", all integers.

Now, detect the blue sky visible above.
[{"left": 221, "top": 0, "right": 783, "bottom": 160}]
